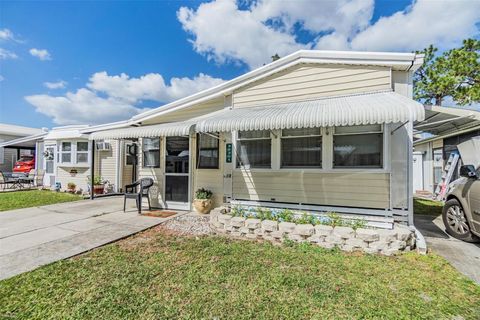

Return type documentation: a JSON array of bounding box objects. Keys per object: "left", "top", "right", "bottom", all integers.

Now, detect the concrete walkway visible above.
[
  {"left": 0, "top": 197, "right": 182, "bottom": 280},
  {"left": 414, "top": 214, "right": 480, "bottom": 284}
]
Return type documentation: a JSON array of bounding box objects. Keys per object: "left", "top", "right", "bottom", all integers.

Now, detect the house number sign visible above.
[{"left": 226, "top": 143, "right": 232, "bottom": 163}]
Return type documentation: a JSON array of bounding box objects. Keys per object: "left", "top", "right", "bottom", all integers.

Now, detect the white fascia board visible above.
[
  {"left": 131, "top": 50, "right": 421, "bottom": 124},
  {"left": 425, "top": 105, "right": 480, "bottom": 120},
  {"left": 80, "top": 120, "right": 135, "bottom": 134}
]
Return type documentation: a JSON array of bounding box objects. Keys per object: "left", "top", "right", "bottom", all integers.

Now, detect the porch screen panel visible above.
[
  {"left": 333, "top": 125, "right": 383, "bottom": 168},
  {"left": 237, "top": 130, "right": 271, "bottom": 169},
  {"left": 142, "top": 138, "right": 160, "bottom": 168},
  {"left": 197, "top": 133, "right": 219, "bottom": 169},
  {"left": 281, "top": 128, "right": 322, "bottom": 168}
]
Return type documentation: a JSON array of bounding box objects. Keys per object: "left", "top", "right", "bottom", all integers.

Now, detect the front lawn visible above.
[
  {"left": 414, "top": 198, "right": 444, "bottom": 216},
  {"left": 0, "top": 189, "right": 82, "bottom": 211},
  {"left": 1, "top": 228, "right": 478, "bottom": 319}
]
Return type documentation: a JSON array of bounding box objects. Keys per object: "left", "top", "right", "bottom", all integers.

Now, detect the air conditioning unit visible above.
[{"left": 95, "top": 141, "right": 111, "bottom": 151}]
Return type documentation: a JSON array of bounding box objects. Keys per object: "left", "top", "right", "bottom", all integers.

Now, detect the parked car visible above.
[
  {"left": 443, "top": 165, "right": 480, "bottom": 242},
  {"left": 12, "top": 155, "right": 35, "bottom": 174}
]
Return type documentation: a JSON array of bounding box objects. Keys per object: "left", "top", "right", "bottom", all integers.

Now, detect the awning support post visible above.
[{"left": 90, "top": 140, "right": 95, "bottom": 200}]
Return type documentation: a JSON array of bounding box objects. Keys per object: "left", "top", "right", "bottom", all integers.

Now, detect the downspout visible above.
[{"left": 90, "top": 140, "right": 95, "bottom": 200}]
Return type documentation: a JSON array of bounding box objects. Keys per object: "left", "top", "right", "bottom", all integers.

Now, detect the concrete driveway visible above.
[
  {"left": 0, "top": 197, "right": 181, "bottom": 280},
  {"left": 414, "top": 214, "right": 480, "bottom": 284}
]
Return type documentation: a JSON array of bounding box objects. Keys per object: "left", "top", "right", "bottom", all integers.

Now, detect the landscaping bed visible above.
[
  {"left": 0, "top": 189, "right": 82, "bottom": 211},
  {"left": 0, "top": 226, "right": 478, "bottom": 319},
  {"left": 210, "top": 209, "right": 416, "bottom": 255}
]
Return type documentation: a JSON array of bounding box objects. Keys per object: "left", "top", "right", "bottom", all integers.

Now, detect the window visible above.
[
  {"left": 58, "top": 141, "right": 90, "bottom": 165},
  {"left": 281, "top": 128, "right": 322, "bottom": 168},
  {"left": 142, "top": 138, "right": 160, "bottom": 168},
  {"left": 76, "top": 142, "right": 89, "bottom": 163},
  {"left": 333, "top": 125, "right": 383, "bottom": 168},
  {"left": 237, "top": 130, "right": 271, "bottom": 169},
  {"left": 60, "top": 142, "right": 72, "bottom": 163},
  {"left": 197, "top": 133, "right": 219, "bottom": 169},
  {"left": 125, "top": 143, "right": 135, "bottom": 165}
]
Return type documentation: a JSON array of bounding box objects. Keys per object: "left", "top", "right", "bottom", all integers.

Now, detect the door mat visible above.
[{"left": 143, "top": 210, "right": 177, "bottom": 218}]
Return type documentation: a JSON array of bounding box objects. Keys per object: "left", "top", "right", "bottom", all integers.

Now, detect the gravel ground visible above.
[{"left": 162, "top": 214, "right": 214, "bottom": 236}]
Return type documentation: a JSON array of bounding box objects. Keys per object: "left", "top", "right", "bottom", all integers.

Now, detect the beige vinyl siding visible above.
[
  {"left": 192, "top": 134, "right": 225, "bottom": 208},
  {"left": 433, "top": 139, "right": 443, "bottom": 149},
  {"left": 233, "top": 64, "right": 391, "bottom": 108},
  {"left": 95, "top": 140, "right": 117, "bottom": 187},
  {"left": 232, "top": 171, "right": 390, "bottom": 209},
  {"left": 56, "top": 166, "right": 90, "bottom": 192},
  {"left": 142, "top": 98, "right": 225, "bottom": 125}
]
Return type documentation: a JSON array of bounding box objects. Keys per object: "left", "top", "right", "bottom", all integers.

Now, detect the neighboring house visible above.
[
  {"left": 81, "top": 50, "right": 425, "bottom": 225},
  {"left": 413, "top": 106, "right": 480, "bottom": 195},
  {"left": 0, "top": 123, "right": 45, "bottom": 172},
  {"left": 0, "top": 125, "right": 134, "bottom": 192}
]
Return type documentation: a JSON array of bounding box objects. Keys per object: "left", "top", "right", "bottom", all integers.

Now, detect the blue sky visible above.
[{"left": 1, "top": 0, "right": 479, "bottom": 129}]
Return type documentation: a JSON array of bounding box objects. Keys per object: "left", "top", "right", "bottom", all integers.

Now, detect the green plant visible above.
[
  {"left": 230, "top": 205, "right": 245, "bottom": 217},
  {"left": 295, "top": 212, "right": 318, "bottom": 225},
  {"left": 349, "top": 218, "right": 367, "bottom": 230},
  {"left": 326, "top": 212, "right": 343, "bottom": 227},
  {"left": 255, "top": 207, "right": 273, "bottom": 220},
  {"left": 194, "top": 188, "right": 213, "bottom": 200},
  {"left": 277, "top": 208, "right": 295, "bottom": 222},
  {"left": 67, "top": 182, "right": 76, "bottom": 190},
  {"left": 88, "top": 176, "right": 103, "bottom": 186}
]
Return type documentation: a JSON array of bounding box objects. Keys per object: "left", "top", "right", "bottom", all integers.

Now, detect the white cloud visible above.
[
  {"left": 25, "top": 89, "right": 145, "bottom": 125},
  {"left": 178, "top": 0, "right": 480, "bottom": 69},
  {"left": 350, "top": 0, "right": 480, "bottom": 51},
  {"left": 44, "top": 80, "right": 67, "bottom": 89},
  {"left": 87, "top": 71, "right": 225, "bottom": 103},
  {"left": 26, "top": 71, "right": 225, "bottom": 125},
  {"left": 0, "top": 48, "right": 18, "bottom": 60},
  {"left": 0, "top": 75, "right": 4, "bottom": 82},
  {"left": 0, "top": 28, "right": 15, "bottom": 41},
  {"left": 29, "top": 48, "right": 51, "bottom": 61}
]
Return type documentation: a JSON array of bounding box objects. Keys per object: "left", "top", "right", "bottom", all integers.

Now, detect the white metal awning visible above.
[
  {"left": 196, "top": 91, "right": 425, "bottom": 133},
  {"left": 89, "top": 121, "right": 194, "bottom": 140},
  {"left": 0, "top": 132, "right": 47, "bottom": 148},
  {"left": 414, "top": 105, "right": 480, "bottom": 136}
]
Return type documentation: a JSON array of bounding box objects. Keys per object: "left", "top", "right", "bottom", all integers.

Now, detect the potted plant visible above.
[
  {"left": 67, "top": 182, "right": 76, "bottom": 193},
  {"left": 91, "top": 176, "right": 105, "bottom": 195},
  {"left": 193, "top": 188, "right": 213, "bottom": 214}
]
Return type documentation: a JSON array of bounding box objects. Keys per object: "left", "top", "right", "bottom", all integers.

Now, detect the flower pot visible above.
[
  {"left": 193, "top": 199, "right": 213, "bottom": 214},
  {"left": 67, "top": 188, "right": 76, "bottom": 193},
  {"left": 93, "top": 185, "right": 104, "bottom": 195}
]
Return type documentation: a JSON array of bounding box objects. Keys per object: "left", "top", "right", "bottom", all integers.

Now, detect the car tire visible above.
[{"left": 442, "top": 199, "right": 480, "bottom": 243}]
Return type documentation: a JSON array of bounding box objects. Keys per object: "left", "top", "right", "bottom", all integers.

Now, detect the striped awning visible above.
[
  {"left": 89, "top": 121, "right": 194, "bottom": 140},
  {"left": 196, "top": 91, "right": 425, "bottom": 133}
]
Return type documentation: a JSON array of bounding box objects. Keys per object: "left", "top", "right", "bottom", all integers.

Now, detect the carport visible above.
[{"left": 413, "top": 106, "right": 480, "bottom": 195}]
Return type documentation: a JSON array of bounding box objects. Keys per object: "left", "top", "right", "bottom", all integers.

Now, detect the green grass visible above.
[
  {"left": 1, "top": 229, "right": 478, "bottom": 319},
  {"left": 414, "top": 198, "right": 444, "bottom": 216},
  {"left": 0, "top": 189, "right": 82, "bottom": 211}
]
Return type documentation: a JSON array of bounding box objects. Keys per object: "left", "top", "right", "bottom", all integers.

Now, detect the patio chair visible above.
[
  {"left": 19, "top": 169, "right": 35, "bottom": 188},
  {"left": 34, "top": 169, "right": 45, "bottom": 187},
  {"left": 123, "top": 178, "right": 154, "bottom": 214},
  {"left": 0, "top": 171, "right": 15, "bottom": 190}
]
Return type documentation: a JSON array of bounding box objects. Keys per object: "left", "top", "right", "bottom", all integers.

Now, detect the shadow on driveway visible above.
[{"left": 414, "top": 213, "right": 480, "bottom": 284}]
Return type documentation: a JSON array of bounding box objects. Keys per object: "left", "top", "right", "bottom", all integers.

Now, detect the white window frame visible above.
[
  {"left": 232, "top": 124, "right": 390, "bottom": 174},
  {"left": 235, "top": 130, "right": 272, "bottom": 169},
  {"left": 280, "top": 127, "right": 323, "bottom": 169},
  {"left": 332, "top": 124, "right": 385, "bottom": 170},
  {"left": 57, "top": 140, "right": 91, "bottom": 167}
]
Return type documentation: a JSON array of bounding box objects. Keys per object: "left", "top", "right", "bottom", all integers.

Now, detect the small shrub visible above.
[
  {"left": 276, "top": 208, "right": 295, "bottom": 222},
  {"left": 67, "top": 182, "right": 76, "bottom": 189},
  {"left": 195, "top": 188, "right": 213, "bottom": 200}
]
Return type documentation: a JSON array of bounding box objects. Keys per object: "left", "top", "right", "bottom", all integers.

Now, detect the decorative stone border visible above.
[{"left": 209, "top": 210, "right": 416, "bottom": 256}]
